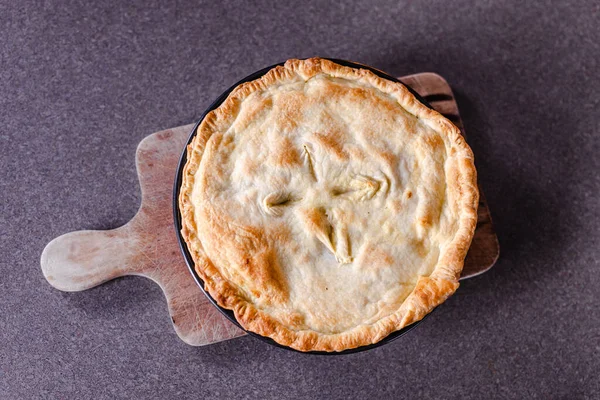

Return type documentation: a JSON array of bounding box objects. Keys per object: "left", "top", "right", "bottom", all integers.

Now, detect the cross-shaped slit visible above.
[{"left": 262, "top": 141, "right": 383, "bottom": 265}]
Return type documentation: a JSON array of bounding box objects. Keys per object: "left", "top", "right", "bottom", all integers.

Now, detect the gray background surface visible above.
[{"left": 1, "top": 0, "right": 599, "bottom": 399}]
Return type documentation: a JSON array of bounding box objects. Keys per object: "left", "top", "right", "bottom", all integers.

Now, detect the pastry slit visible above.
[{"left": 302, "top": 145, "right": 318, "bottom": 181}]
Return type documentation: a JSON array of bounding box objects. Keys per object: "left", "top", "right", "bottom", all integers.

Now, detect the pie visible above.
[{"left": 179, "top": 58, "right": 479, "bottom": 352}]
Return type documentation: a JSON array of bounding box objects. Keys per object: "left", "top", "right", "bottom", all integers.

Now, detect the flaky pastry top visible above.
[{"left": 179, "top": 58, "right": 478, "bottom": 352}]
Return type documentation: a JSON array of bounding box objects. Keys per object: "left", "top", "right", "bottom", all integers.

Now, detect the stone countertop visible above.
[{"left": 1, "top": 1, "right": 598, "bottom": 398}]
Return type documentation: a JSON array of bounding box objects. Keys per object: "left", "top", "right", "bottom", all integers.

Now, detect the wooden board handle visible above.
[{"left": 41, "top": 225, "right": 136, "bottom": 292}]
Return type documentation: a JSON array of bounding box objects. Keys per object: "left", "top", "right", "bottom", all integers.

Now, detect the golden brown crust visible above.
[{"left": 179, "top": 58, "right": 478, "bottom": 352}]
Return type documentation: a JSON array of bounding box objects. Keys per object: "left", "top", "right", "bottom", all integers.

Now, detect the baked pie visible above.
[{"left": 179, "top": 58, "right": 478, "bottom": 352}]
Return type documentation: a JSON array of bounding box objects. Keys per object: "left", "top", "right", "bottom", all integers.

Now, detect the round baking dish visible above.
[{"left": 173, "top": 58, "right": 436, "bottom": 354}]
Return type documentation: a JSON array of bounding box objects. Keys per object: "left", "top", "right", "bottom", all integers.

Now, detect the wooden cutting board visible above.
[{"left": 40, "top": 73, "right": 499, "bottom": 346}]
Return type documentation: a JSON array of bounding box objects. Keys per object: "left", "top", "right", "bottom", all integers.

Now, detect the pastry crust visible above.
[{"left": 179, "top": 58, "right": 478, "bottom": 352}]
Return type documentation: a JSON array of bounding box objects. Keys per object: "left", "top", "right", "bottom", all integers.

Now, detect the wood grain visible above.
[{"left": 40, "top": 73, "right": 499, "bottom": 346}]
